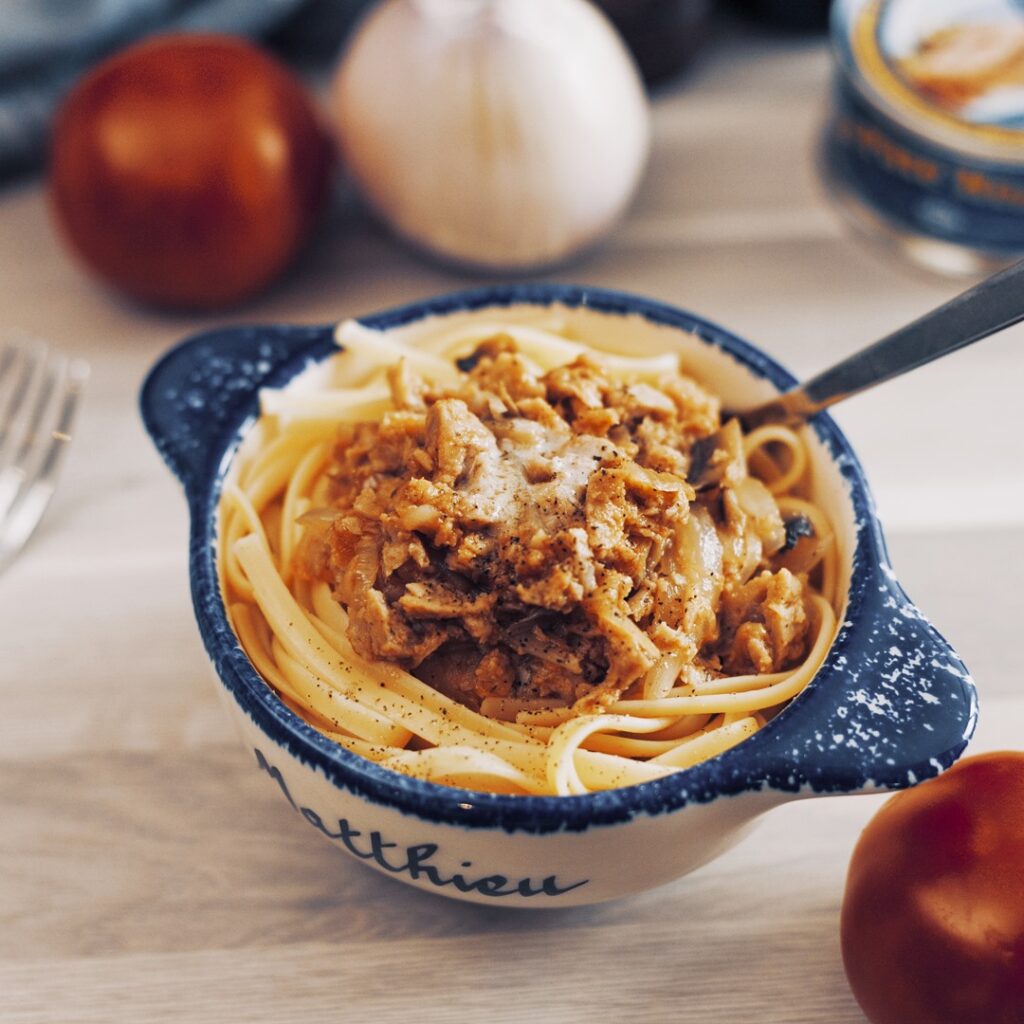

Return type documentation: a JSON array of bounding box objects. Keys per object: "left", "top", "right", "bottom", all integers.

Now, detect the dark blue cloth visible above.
[{"left": 0, "top": 0, "right": 362, "bottom": 177}]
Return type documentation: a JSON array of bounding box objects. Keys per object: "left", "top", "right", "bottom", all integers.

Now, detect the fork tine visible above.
[
  {"left": 0, "top": 355, "right": 88, "bottom": 573},
  {"left": 29, "top": 358, "right": 88, "bottom": 484},
  {"left": 0, "top": 352, "right": 61, "bottom": 519},
  {"left": 0, "top": 341, "right": 48, "bottom": 468}
]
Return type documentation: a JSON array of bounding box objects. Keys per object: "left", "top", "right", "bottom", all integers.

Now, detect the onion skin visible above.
[
  {"left": 841, "top": 752, "right": 1024, "bottom": 1024},
  {"left": 49, "top": 35, "right": 334, "bottom": 310}
]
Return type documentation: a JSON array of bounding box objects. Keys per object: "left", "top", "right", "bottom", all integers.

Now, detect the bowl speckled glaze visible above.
[{"left": 140, "top": 285, "right": 977, "bottom": 906}]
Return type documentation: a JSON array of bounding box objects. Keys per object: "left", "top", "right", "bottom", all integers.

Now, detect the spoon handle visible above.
[{"left": 741, "top": 257, "right": 1024, "bottom": 430}]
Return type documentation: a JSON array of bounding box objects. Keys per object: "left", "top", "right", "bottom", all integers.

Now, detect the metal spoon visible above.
[
  {"left": 690, "top": 257, "right": 1024, "bottom": 489},
  {"left": 739, "top": 256, "right": 1024, "bottom": 432}
]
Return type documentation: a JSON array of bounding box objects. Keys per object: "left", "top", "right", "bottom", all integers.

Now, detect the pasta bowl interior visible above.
[{"left": 141, "top": 285, "right": 976, "bottom": 907}]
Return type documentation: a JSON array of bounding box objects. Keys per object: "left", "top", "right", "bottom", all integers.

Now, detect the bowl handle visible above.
[
  {"left": 140, "top": 324, "right": 335, "bottom": 497},
  {"left": 750, "top": 572, "right": 977, "bottom": 799}
]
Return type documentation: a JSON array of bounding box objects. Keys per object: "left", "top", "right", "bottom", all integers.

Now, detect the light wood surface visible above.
[{"left": 2, "top": 29, "right": 1023, "bottom": 1024}]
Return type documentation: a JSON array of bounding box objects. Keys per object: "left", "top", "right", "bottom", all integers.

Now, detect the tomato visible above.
[
  {"left": 841, "top": 752, "right": 1024, "bottom": 1024},
  {"left": 49, "top": 34, "right": 334, "bottom": 310}
]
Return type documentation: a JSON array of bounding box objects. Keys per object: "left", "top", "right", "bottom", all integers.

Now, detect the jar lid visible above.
[{"left": 834, "top": 0, "right": 1024, "bottom": 162}]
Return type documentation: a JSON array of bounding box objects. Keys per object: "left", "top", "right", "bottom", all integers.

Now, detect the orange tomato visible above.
[
  {"left": 49, "top": 34, "right": 334, "bottom": 310},
  {"left": 841, "top": 751, "right": 1024, "bottom": 1024}
]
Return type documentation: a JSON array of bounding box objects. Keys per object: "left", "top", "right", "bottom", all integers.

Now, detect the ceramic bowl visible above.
[{"left": 140, "top": 284, "right": 977, "bottom": 907}]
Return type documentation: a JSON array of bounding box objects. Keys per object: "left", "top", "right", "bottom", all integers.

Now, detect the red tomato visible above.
[
  {"left": 49, "top": 34, "right": 334, "bottom": 310},
  {"left": 841, "top": 752, "right": 1024, "bottom": 1024}
]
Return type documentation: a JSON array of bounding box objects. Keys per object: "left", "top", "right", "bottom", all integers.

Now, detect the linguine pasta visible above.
[{"left": 220, "top": 319, "right": 838, "bottom": 796}]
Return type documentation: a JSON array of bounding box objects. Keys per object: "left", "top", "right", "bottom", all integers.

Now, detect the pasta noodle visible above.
[{"left": 221, "top": 319, "right": 839, "bottom": 796}]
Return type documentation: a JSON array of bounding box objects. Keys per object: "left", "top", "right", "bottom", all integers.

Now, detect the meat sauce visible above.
[{"left": 296, "top": 336, "right": 811, "bottom": 714}]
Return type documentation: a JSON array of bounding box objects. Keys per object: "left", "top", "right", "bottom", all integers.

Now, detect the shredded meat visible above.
[
  {"left": 296, "top": 339, "right": 812, "bottom": 712},
  {"left": 719, "top": 568, "right": 809, "bottom": 675}
]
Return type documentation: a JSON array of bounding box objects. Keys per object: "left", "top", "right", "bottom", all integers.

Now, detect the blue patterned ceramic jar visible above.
[{"left": 140, "top": 285, "right": 976, "bottom": 906}]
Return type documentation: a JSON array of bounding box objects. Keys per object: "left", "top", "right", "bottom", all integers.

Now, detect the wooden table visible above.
[{"left": 2, "top": 30, "right": 1022, "bottom": 1024}]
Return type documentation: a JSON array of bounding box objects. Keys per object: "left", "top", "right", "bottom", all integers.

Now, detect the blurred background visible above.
[{"left": 1, "top": 0, "right": 831, "bottom": 179}]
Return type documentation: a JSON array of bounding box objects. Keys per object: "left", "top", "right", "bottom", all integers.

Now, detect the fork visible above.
[
  {"left": 0, "top": 338, "right": 88, "bottom": 573},
  {"left": 736, "top": 256, "right": 1024, "bottom": 431},
  {"left": 693, "top": 257, "right": 1024, "bottom": 488}
]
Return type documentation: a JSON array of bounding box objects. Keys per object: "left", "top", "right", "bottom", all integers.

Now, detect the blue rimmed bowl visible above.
[{"left": 140, "top": 284, "right": 977, "bottom": 907}]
